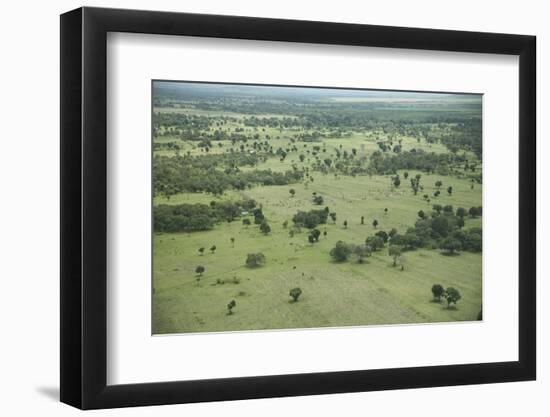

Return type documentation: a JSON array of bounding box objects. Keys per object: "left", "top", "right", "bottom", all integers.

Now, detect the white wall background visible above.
[{"left": 0, "top": 0, "right": 545, "bottom": 415}]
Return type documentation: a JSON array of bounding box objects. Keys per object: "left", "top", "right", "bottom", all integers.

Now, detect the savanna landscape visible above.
[{"left": 152, "top": 81, "right": 483, "bottom": 334}]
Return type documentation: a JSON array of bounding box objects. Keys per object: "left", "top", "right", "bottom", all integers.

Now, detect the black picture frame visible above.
[{"left": 60, "top": 6, "right": 536, "bottom": 410}]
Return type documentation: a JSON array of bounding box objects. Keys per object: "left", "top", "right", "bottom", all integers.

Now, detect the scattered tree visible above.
[
  {"left": 444, "top": 287, "right": 462, "bottom": 308},
  {"left": 375, "top": 230, "right": 389, "bottom": 243},
  {"left": 227, "top": 299, "right": 236, "bottom": 315},
  {"left": 343, "top": 220, "right": 348, "bottom": 229},
  {"left": 330, "top": 241, "right": 353, "bottom": 262},
  {"left": 389, "top": 245, "right": 402, "bottom": 267},
  {"left": 366, "top": 235, "right": 385, "bottom": 251},
  {"left": 289, "top": 188, "right": 296, "bottom": 198},
  {"left": 230, "top": 237, "right": 235, "bottom": 247},
  {"left": 456, "top": 207, "right": 467, "bottom": 218},
  {"left": 443, "top": 205, "right": 454, "bottom": 215},
  {"left": 260, "top": 221, "right": 271, "bottom": 235},
  {"left": 210, "top": 245, "right": 216, "bottom": 254},
  {"left": 330, "top": 212, "right": 337, "bottom": 224},
  {"left": 198, "top": 247, "right": 205, "bottom": 256},
  {"left": 354, "top": 244, "right": 372, "bottom": 263},
  {"left": 242, "top": 218, "right": 251, "bottom": 228},
  {"left": 195, "top": 265, "right": 205, "bottom": 284},
  {"left": 431, "top": 284, "right": 445, "bottom": 302},
  {"left": 289, "top": 287, "right": 302, "bottom": 302},
  {"left": 372, "top": 219, "right": 379, "bottom": 228},
  {"left": 246, "top": 253, "right": 266, "bottom": 267}
]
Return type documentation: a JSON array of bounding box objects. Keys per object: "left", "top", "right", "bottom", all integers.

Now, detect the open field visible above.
[{"left": 152, "top": 82, "right": 483, "bottom": 334}]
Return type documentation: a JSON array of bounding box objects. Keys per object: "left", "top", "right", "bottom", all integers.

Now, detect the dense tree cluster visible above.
[
  {"left": 154, "top": 154, "right": 304, "bottom": 197},
  {"left": 368, "top": 149, "right": 461, "bottom": 176},
  {"left": 292, "top": 208, "right": 330, "bottom": 229},
  {"left": 389, "top": 208, "right": 482, "bottom": 253},
  {"left": 154, "top": 200, "right": 256, "bottom": 233}
]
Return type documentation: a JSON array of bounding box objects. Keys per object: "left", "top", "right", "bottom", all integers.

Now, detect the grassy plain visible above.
[{"left": 153, "top": 132, "right": 482, "bottom": 334}]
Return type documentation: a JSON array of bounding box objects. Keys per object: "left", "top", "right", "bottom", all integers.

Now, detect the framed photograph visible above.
[{"left": 60, "top": 6, "right": 536, "bottom": 409}]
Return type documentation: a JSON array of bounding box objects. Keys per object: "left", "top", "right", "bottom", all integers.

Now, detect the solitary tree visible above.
[
  {"left": 323, "top": 229, "right": 327, "bottom": 238},
  {"left": 289, "top": 287, "right": 302, "bottom": 302},
  {"left": 343, "top": 220, "right": 348, "bottom": 229},
  {"left": 435, "top": 180, "right": 443, "bottom": 190},
  {"left": 289, "top": 188, "right": 296, "bottom": 198},
  {"left": 384, "top": 208, "right": 388, "bottom": 215},
  {"left": 330, "top": 212, "right": 337, "bottom": 224},
  {"left": 210, "top": 245, "right": 217, "bottom": 254},
  {"left": 389, "top": 245, "right": 402, "bottom": 267},
  {"left": 372, "top": 219, "right": 379, "bottom": 229},
  {"left": 361, "top": 216, "right": 364, "bottom": 225},
  {"left": 444, "top": 287, "right": 462, "bottom": 308},
  {"left": 313, "top": 195, "right": 324, "bottom": 205},
  {"left": 404, "top": 172, "right": 409, "bottom": 179},
  {"left": 227, "top": 299, "right": 236, "bottom": 315},
  {"left": 230, "top": 237, "right": 235, "bottom": 247},
  {"left": 431, "top": 284, "right": 445, "bottom": 302},
  {"left": 198, "top": 247, "right": 205, "bottom": 256},
  {"left": 195, "top": 265, "right": 205, "bottom": 284},
  {"left": 447, "top": 186, "right": 453, "bottom": 195}
]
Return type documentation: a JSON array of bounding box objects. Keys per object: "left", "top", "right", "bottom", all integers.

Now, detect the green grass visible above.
[{"left": 153, "top": 165, "right": 482, "bottom": 334}]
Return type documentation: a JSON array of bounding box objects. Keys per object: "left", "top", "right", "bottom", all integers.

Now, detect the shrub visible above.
[
  {"left": 330, "top": 241, "right": 353, "bottom": 262},
  {"left": 431, "top": 284, "right": 445, "bottom": 301},
  {"left": 444, "top": 287, "right": 462, "bottom": 308},
  {"left": 289, "top": 287, "right": 302, "bottom": 302},
  {"left": 245, "top": 253, "right": 266, "bottom": 267}
]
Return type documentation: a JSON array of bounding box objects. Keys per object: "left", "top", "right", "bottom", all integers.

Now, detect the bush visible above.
[
  {"left": 365, "top": 235, "right": 384, "bottom": 251},
  {"left": 245, "top": 253, "right": 266, "bottom": 267},
  {"left": 330, "top": 241, "right": 353, "bottom": 262},
  {"left": 444, "top": 287, "right": 462, "bottom": 307},
  {"left": 431, "top": 284, "right": 445, "bottom": 301},
  {"left": 289, "top": 287, "right": 302, "bottom": 302},
  {"left": 292, "top": 209, "right": 329, "bottom": 229}
]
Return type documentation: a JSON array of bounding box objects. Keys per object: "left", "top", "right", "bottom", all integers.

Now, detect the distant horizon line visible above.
[{"left": 152, "top": 79, "right": 483, "bottom": 98}]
